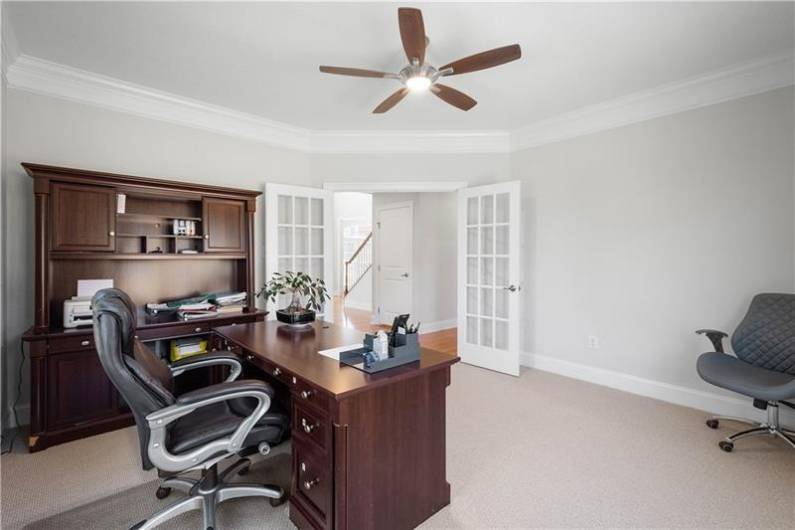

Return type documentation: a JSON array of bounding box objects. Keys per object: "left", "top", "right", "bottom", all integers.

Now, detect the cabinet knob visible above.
[
  {"left": 303, "top": 478, "right": 319, "bottom": 491},
  {"left": 109, "top": 231, "right": 115, "bottom": 236},
  {"left": 246, "top": 354, "right": 254, "bottom": 362},
  {"left": 204, "top": 234, "right": 210, "bottom": 240},
  {"left": 81, "top": 340, "right": 90, "bottom": 346},
  {"left": 301, "top": 418, "right": 316, "bottom": 433},
  {"left": 273, "top": 368, "right": 282, "bottom": 376},
  {"left": 194, "top": 327, "right": 202, "bottom": 333},
  {"left": 300, "top": 390, "right": 314, "bottom": 400}
]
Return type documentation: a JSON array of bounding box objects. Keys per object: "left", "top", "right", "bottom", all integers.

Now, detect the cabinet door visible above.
[
  {"left": 203, "top": 198, "right": 245, "bottom": 253},
  {"left": 51, "top": 183, "right": 117, "bottom": 251},
  {"left": 46, "top": 349, "right": 117, "bottom": 428}
]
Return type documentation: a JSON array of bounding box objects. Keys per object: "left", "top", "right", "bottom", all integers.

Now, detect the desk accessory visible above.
[{"left": 339, "top": 331, "right": 420, "bottom": 373}]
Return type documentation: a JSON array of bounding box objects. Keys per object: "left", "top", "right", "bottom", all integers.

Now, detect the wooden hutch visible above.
[{"left": 21, "top": 163, "right": 266, "bottom": 452}]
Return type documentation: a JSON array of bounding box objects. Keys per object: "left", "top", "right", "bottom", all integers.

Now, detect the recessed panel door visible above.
[
  {"left": 51, "top": 183, "right": 116, "bottom": 252},
  {"left": 376, "top": 201, "right": 413, "bottom": 325}
]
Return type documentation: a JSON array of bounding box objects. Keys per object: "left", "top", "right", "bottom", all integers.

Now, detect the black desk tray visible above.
[{"left": 339, "top": 333, "right": 420, "bottom": 374}]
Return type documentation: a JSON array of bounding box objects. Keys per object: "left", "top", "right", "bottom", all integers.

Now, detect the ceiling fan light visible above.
[{"left": 406, "top": 75, "right": 431, "bottom": 92}]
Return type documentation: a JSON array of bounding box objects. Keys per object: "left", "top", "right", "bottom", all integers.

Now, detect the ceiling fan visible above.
[{"left": 319, "top": 7, "right": 521, "bottom": 114}]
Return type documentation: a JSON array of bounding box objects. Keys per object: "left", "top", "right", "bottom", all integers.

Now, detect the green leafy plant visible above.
[{"left": 256, "top": 271, "right": 330, "bottom": 313}]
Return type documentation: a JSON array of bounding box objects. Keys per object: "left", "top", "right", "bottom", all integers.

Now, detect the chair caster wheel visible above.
[
  {"left": 269, "top": 490, "right": 287, "bottom": 507},
  {"left": 719, "top": 441, "right": 734, "bottom": 452},
  {"left": 155, "top": 486, "right": 172, "bottom": 499},
  {"left": 706, "top": 419, "right": 719, "bottom": 429}
]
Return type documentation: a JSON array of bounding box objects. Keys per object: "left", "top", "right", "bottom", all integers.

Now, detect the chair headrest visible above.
[{"left": 92, "top": 288, "right": 137, "bottom": 354}]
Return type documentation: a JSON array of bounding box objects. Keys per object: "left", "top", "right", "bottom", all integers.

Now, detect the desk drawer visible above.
[
  {"left": 291, "top": 378, "right": 329, "bottom": 414},
  {"left": 136, "top": 322, "right": 211, "bottom": 342},
  {"left": 293, "top": 402, "right": 328, "bottom": 451},
  {"left": 293, "top": 438, "right": 332, "bottom": 526},
  {"left": 49, "top": 334, "right": 95, "bottom": 353}
]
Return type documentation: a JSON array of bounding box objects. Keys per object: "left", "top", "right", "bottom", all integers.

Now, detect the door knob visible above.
[
  {"left": 401, "top": 272, "right": 409, "bottom": 278},
  {"left": 503, "top": 285, "right": 518, "bottom": 292}
]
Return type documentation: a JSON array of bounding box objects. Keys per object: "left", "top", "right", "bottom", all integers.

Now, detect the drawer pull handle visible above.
[
  {"left": 194, "top": 327, "right": 202, "bottom": 333},
  {"left": 300, "top": 390, "right": 314, "bottom": 400},
  {"left": 292, "top": 376, "right": 297, "bottom": 385},
  {"left": 303, "top": 478, "right": 319, "bottom": 491},
  {"left": 300, "top": 462, "right": 307, "bottom": 472},
  {"left": 81, "top": 340, "right": 90, "bottom": 346},
  {"left": 273, "top": 368, "right": 282, "bottom": 376},
  {"left": 301, "top": 418, "right": 316, "bottom": 434},
  {"left": 246, "top": 354, "right": 254, "bottom": 362}
]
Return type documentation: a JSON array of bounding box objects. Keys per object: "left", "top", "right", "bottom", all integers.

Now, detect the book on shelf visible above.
[{"left": 216, "top": 303, "right": 245, "bottom": 315}]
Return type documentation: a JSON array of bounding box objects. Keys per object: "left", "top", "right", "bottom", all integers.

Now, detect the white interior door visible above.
[
  {"left": 266, "top": 184, "right": 333, "bottom": 320},
  {"left": 376, "top": 201, "right": 413, "bottom": 325},
  {"left": 458, "top": 182, "right": 521, "bottom": 376}
]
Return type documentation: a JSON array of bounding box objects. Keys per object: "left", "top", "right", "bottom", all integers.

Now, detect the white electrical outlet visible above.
[{"left": 588, "top": 335, "right": 600, "bottom": 349}]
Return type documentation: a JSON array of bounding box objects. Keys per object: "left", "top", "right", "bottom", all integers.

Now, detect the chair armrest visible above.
[
  {"left": 695, "top": 329, "right": 729, "bottom": 353},
  {"left": 170, "top": 352, "right": 242, "bottom": 382},
  {"left": 176, "top": 380, "right": 274, "bottom": 406},
  {"left": 145, "top": 379, "right": 272, "bottom": 473}
]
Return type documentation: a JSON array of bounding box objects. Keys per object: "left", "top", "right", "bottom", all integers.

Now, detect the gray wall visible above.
[
  {"left": 371, "top": 192, "right": 457, "bottom": 328},
  {"left": 3, "top": 84, "right": 794, "bottom": 428},
  {"left": 510, "top": 86, "right": 795, "bottom": 400}
]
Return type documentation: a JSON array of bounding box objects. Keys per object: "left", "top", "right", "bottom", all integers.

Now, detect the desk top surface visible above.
[{"left": 215, "top": 320, "right": 459, "bottom": 399}]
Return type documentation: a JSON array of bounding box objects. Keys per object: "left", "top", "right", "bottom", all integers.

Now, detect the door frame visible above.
[
  {"left": 264, "top": 183, "right": 334, "bottom": 318},
  {"left": 374, "top": 200, "right": 414, "bottom": 326}
]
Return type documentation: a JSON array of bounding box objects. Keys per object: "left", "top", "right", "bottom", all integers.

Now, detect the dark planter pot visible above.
[{"left": 276, "top": 309, "right": 316, "bottom": 326}]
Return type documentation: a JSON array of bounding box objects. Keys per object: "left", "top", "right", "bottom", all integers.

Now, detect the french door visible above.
[
  {"left": 265, "top": 184, "right": 333, "bottom": 320},
  {"left": 457, "top": 181, "right": 521, "bottom": 376}
]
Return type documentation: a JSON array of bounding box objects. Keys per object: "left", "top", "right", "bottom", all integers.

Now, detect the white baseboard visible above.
[
  {"left": 520, "top": 352, "right": 795, "bottom": 428},
  {"left": 342, "top": 299, "right": 372, "bottom": 311},
  {"left": 420, "top": 319, "right": 457, "bottom": 334}
]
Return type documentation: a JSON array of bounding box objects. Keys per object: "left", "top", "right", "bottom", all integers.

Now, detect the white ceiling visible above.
[{"left": 6, "top": 1, "right": 794, "bottom": 132}]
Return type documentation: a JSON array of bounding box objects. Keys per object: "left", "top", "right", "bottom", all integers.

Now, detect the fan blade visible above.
[
  {"left": 440, "top": 44, "right": 522, "bottom": 76},
  {"left": 398, "top": 7, "right": 426, "bottom": 64},
  {"left": 373, "top": 88, "right": 410, "bottom": 114},
  {"left": 319, "top": 66, "right": 394, "bottom": 78},
  {"left": 431, "top": 84, "right": 477, "bottom": 111}
]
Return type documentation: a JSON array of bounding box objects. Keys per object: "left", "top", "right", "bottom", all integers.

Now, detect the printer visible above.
[
  {"left": 63, "top": 297, "right": 94, "bottom": 328},
  {"left": 63, "top": 279, "right": 114, "bottom": 328}
]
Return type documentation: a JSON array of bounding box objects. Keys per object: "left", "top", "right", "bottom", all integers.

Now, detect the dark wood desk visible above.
[{"left": 214, "top": 320, "right": 459, "bottom": 530}]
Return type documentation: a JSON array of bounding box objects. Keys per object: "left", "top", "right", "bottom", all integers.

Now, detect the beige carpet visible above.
[{"left": 2, "top": 364, "right": 794, "bottom": 529}]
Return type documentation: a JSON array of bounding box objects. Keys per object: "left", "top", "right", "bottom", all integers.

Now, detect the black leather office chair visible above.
[
  {"left": 696, "top": 293, "right": 795, "bottom": 452},
  {"left": 92, "top": 288, "right": 290, "bottom": 530}
]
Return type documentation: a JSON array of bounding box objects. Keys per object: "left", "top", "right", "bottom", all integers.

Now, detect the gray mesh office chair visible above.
[
  {"left": 92, "top": 288, "right": 290, "bottom": 530},
  {"left": 696, "top": 293, "right": 795, "bottom": 452}
]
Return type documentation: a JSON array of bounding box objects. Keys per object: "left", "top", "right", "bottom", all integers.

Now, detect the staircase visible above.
[{"left": 344, "top": 232, "right": 372, "bottom": 296}]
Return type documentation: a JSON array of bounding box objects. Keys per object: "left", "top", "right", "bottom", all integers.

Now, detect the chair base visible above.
[
  {"left": 132, "top": 458, "right": 285, "bottom": 530},
  {"left": 706, "top": 401, "right": 795, "bottom": 453}
]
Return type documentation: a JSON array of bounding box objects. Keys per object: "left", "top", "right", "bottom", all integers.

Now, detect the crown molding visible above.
[
  {"left": 5, "top": 54, "right": 312, "bottom": 151},
  {"left": 310, "top": 130, "right": 510, "bottom": 154},
  {"left": 4, "top": 50, "right": 793, "bottom": 155},
  {"left": 511, "top": 52, "right": 795, "bottom": 152},
  {"left": 1, "top": 9, "right": 20, "bottom": 84}
]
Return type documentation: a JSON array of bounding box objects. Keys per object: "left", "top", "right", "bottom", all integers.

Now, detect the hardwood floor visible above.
[{"left": 330, "top": 296, "right": 457, "bottom": 356}]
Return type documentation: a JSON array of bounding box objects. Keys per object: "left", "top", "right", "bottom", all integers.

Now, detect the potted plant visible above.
[{"left": 257, "top": 271, "right": 330, "bottom": 326}]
